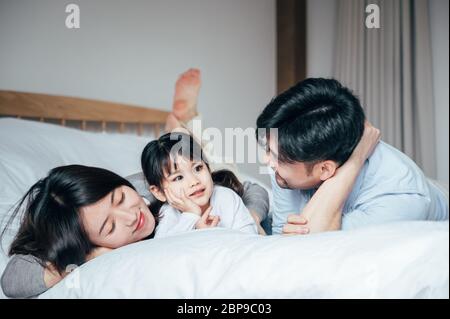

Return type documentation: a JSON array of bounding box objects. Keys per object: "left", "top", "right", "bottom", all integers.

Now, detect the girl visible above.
[{"left": 141, "top": 132, "right": 259, "bottom": 237}]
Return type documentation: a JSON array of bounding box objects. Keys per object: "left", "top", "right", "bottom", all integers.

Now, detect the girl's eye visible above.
[
  {"left": 173, "top": 176, "right": 183, "bottom": 182},
  {"left": 195, "top": 164, "right": 203, "bottom": 172}
]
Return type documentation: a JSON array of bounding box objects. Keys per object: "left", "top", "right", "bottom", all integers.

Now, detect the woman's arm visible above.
[
  {"left": 1, "top": 247, "right": 113, "bottom": 298},
  {"left": 283, "top": 123, "right": 381, "bottom": 234},
  {"left": 241, "top": 181, "right": 269, "bottom": 235},
  {"left": 1, "top": 255, "right": 49, "bottom": 298}
]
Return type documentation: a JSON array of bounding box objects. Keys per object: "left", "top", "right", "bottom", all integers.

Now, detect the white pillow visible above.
[{"left": 0, "top": 118, "right": 154, "bottom": 202}]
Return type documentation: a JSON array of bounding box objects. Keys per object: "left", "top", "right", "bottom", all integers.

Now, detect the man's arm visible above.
[{"left": 342, "top": 193, "right": 430, "bottom": 230}]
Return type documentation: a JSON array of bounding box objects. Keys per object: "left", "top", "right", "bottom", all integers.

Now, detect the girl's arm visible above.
[{"left": 283, "top": 123, "right": 381, "bottom": 234}]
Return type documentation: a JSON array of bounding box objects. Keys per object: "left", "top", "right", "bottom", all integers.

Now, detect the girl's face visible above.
[
  {"left": 162, "top": 157, "right": 214, "bottom": 210},
  {"left": 80, "top": 186, "right": 156, "bottom": 249}
]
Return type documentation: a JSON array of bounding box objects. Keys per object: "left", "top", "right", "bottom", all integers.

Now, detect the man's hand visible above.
[{"left": 282, "top": 214, "right": 310, "bottom": 235}]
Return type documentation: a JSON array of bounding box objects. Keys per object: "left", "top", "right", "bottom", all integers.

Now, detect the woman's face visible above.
[{"left": 80, "top": 186, "right": 156, "bottom": 249}]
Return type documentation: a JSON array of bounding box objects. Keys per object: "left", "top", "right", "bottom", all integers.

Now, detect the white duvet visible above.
[{"left": 40, "top": 221, "right": 449, "bottom": 299}]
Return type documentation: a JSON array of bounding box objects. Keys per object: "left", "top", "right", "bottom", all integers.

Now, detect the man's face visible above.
[{"left": 266, "top": 137, "right": 323, "bottom": 190}]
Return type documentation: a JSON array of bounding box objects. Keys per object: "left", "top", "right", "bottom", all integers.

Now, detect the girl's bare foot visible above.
[
  {"left": 164, "top": 113, "right": 190, "bottom": 134},
  {"left": 172, "top": 68, "right": 201, "bottom": 123},
  {"left": 165, "top": 68, "right": 201, "bottom": 132}
]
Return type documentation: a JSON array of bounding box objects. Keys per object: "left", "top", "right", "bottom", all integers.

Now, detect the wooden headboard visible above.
[{"left": 0, "top": 90, "right": 169, "bottom": 137}]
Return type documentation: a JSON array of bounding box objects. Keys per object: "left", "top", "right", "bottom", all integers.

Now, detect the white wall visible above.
[
  {"left": 429, "top": 0, "right": 449, "bottom": 184},
  {"left": 307, "top": 0, "right": 449, "bottom": 183},
  {"left": 0, "top": 0, "right": 276, "bottom": 180},
  {"left": 306, "top": 0, "right": 337, "bottom": 78}
]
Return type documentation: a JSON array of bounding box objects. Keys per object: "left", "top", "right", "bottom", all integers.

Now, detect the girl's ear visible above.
[{"left": 149, "top": 185, "right": 167, "bottom": 202}]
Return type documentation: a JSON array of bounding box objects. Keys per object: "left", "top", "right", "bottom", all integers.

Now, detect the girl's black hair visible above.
[
  {"left": 141, "top": 132, "right": 244, "bottom": 211},
  {"left": 0, "top": 165, "right": 158, "bottom": 274}
]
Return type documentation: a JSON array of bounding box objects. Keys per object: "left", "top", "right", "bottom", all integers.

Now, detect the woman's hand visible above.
[
  {"left": 195, "top": 206, "right": 220, "bottom": 229},
  {"left": 43, "top": 263, "right": 66, "bottom": 288},
  {"left": 165, "top": 187, "right": 202, "bottom": 216},
  {"left": 349, "top": 121, "right": 381, "bottom": 166},
  {"left": 249, "top": 210, "right": 267, "bottom": 235},
  {"left": 86, "top": 247, "right": 113, "bottom": 261},
  {"left": 43, "top": 247, "right": 112, "bottom": 289}
]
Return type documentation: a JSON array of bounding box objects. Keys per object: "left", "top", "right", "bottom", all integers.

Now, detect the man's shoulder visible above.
[
  {"left": 368, "top": 142, "right": 424, "bottom": 176},
  {"left": 361, "top": 141, "right": 429, "bottom": 194}
]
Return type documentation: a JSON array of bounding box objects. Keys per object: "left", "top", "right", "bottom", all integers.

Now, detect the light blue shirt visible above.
[{"left": 271, "top": 142, "right": 449, "bottom": 234}]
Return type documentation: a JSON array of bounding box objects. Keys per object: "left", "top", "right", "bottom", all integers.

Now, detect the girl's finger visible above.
[
  {"left": 164, "top": 188, "right": 175, "bottom": 204},
  {"left": 204, "top": 206, "right": 213, "bottom": 216},
  {"left": 201, "top": 207, "right": 212, "bottom": 222},
  {"left": 165, "top": 188, "right": 183, "bottom": 205},
  {"left": 210, "top": 215, "right": 220, "bottom": 227},
  {"left": 180, "top": 189, "right": 192, "bottom": 204}
]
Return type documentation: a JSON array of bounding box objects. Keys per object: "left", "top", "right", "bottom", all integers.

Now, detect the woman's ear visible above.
[
  {"left": 319, "top": 160, "right": 338, "bottom": 181},
  {"left": 149, "top": 186, "right": 167, "bottom": 202}
]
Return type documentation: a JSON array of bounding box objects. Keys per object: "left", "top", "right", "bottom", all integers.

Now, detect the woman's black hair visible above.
[
  {"left": 141, "top": 132, "right": 244, "bottom": 211},
  {"left": 0, "top": 165, "right": 158, "bottom": 274}
]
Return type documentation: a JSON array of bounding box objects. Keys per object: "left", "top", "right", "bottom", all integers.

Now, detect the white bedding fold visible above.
[{"left": 40, "top": 221, "right": 449, "bottom": 299}]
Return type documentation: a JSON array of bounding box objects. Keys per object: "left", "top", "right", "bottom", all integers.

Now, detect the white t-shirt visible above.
[{"left": 155, "top": 185, "right": 258, "bottom": 238}]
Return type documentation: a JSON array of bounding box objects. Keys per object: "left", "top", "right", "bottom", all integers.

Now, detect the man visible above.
[{"left": 256, "top": 78, "right": 449, "bottom": 235}]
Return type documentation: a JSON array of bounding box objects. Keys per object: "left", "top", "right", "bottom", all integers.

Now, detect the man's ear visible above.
[
  {"left": 149, "top": 185, "right": 167, "bottom": 202},
  {"left": 318, "top": 160, "right": 338, "bottom": 181}
]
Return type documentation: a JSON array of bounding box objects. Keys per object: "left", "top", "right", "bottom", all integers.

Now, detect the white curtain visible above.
[{"left": 334, "top": 0, "right": 436, "bottom": 178}]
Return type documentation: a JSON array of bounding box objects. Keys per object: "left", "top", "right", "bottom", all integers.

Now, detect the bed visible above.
[{"left": 0, "top": 90, "right": 448, "bottom": 299}]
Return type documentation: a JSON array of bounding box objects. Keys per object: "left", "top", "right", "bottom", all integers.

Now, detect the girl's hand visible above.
[
  {"left": 195, "top": 206, "right": 220, "bottom": 229},
  {"left": 349, "top": 121, "right": 381, "bottom": 166},
  {"left": 165, "top": 187, "right": 202, "bottom": 215}
]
